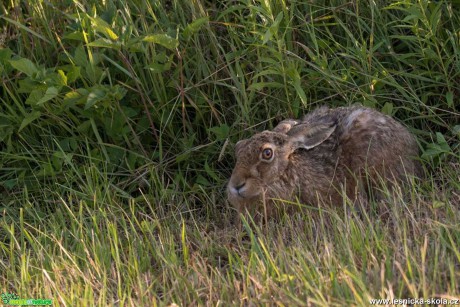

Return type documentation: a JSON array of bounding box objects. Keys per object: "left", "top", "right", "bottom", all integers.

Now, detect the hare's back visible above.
[{"left": 338, "top": 107, "right": 419, "bottom": 177}]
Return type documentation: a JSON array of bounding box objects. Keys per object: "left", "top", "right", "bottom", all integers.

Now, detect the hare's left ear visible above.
[
  {"left": 287, "top": 123, "right": 336, "bottom": 150},
  {"left": 235, "top": 139, "right": 248, "bottom": 155}
]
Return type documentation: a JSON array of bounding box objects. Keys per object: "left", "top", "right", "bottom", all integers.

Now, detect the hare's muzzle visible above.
[{"left": 228, "top": 179, "right": 247, "bottom": 198}]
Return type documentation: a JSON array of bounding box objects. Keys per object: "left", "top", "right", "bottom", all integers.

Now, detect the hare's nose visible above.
[
  {"left": 234, "top": 181, "right": 246, "bottom": 191},
  {"left": 230, "top": 180, "right": 246, "bottom": 196}
]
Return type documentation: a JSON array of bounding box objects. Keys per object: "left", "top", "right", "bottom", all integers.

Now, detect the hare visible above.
[{"left": 227, "top": 105, "right": 422, "bottom": 218}]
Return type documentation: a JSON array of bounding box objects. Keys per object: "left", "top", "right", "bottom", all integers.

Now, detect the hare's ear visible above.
[
  {"left": 235, "top": 139, "right": 248, "bottom": 155},
  {"left": 288, "top": 123, "right": 336, "bottom": 150},
  {"left": 273, "top": 119, "right": 299, "bottom": 134}
]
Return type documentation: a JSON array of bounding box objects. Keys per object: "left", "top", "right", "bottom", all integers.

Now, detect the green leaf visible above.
[
  {"left": 204, "top": 161, "right": 220, "bottom": 182},
  {"left": 432, "top": 200, "right": 445, "bottom": 209},
  {"left": 85, "top": 88, "right": 106, "bottom": 109},
  {"left": 19, "top": 111, "right": 41, "bottom": 132},
  {"left": 146, "top": 62, "right": 172, "bottom": 73},
  {"left": 248, "top": 82, "right": 285, "bottom": 91},
  {"left": 90, "top": 16, "right": 118, "bottom": 40},
  {"left": 422, "top": 132, "right": 452, "bottom": 161},
  {"left": 2, "top": 179, "right": 18, "bottom": 190},
  {"left": 446, "top": 91, "right": 453, "bottom": 108},
  {"left": 263, "top": 12, "right": 283, "bottom": 44},
  {"left": 36, "top": 87, "right": 59, "bottom": 105},
  {"left": 146, "top": 53, "right": 173, "bottom": 73},
  {"left": 52, "top": 151, "right": 73, "bottom": 171},
  {"left": 57, "top": 70, "right": 68, "bottom": 86},
  {"left": 25, "top": 89, "right": 44, "bottom": 105},
  {"left": 421, "top": 145, "right": 443, "bottom": 160},
  {"left": 381, "top": 102, "right": 394, "bottom": 115},
  {"left": 143, "top": 34, "right": 178, "bottom": 50},
  {"left": 87, "top": 38, "right": 121, "bottom": 50},
  {"left": 74, "top": 46, "right": 88, "bottom": 67},
  {"left": 64, "top": 90, "right": 86, "bottom": 106},
  {"left": 436, "top": 132, "right": 451, "bottom": 151},
  {"left": 183, "top": 17, "right": 209, "bottom": 39},
  {"left": 262, "top": 28, "right": 274, "bottom": 44},
  {"left": 208, "top": 124, "right": 229, "bottom": 140},
  {"left": 0, "top": 48, "right": 12, "bottom": 63},
  {"left": 9, "top": 58, "right": 38, "bottom": 77},
  {"left": 67, "top": 66, "right": 81, "bottom": 83},
  {"left": 453, "top": 125, "right": 460, "bottom": 137},
  {"left": 26, "top": 87, "right": 59, "bottom": 105},
  {"left": 63, "top": 31, "right": 85, "bottom": 41},
  {"left": 290, "top": 74, "right": 307, "bottom": 107},
  {"left": 195, "top": 175, "right": 210, "bottom": 186}
]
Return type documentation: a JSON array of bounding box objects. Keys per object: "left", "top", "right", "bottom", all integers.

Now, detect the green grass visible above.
[{"left": 1, "top": 0, "right": 459, "bottom": 305}]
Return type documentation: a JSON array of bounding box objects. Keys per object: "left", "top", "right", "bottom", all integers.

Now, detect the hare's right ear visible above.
[{"left": 287, "top": 123, "right": 336, "bottom": 150}]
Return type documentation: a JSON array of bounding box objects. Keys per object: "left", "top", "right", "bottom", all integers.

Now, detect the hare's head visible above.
[{"left": 227, "top": 120, "right": 337, "bottom": 208}]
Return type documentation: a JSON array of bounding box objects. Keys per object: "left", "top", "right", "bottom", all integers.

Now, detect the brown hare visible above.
[{"left": 227, "top": 105, "right": 422, "bottom": 218}]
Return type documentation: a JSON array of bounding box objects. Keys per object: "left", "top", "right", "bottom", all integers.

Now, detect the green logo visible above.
[
  {"left": 1, "top": 293, "right": 20, "bottom": 305},
  {"left": 1, "top": 292, "right": 52, "bottom": 306}
]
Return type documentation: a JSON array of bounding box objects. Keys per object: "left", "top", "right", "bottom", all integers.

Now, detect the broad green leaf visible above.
[
  {"left": 74, "top": 46, "right": 88, "bottom": 67},
  {"left": 146, "top": 62, "right": 171, "bottom": 73},
  {"left": 453, "top": 125, "right": 460, "bottom": 137},
  {"left": 446, "top": 91, "right": 453, "bottom": 108},
  {"left": 2, "top": 179, "right": 18, "bottom": 190},
  {"left": 183, "top": 17, "right": 209, "bottom": 39},
  {"left": 432, "top": 200, "right": 445, "bottom": 209},
  {"left": 262, "top": 28, "right": 274, "bottom": 44},
  {"left": 253, "top": 69, "right": 283, "bottom": 79},
  {"left": 422, "top": 47, "right": 438, "bottom": 60},
  {"left": 63, "top": 31, "right": 85, "bottom": 41},
  {"left": 87, "top": 38, "right": 121, "bottom": 50},
  {"left": 121, "top": 106, "right": 139, "bottom": 118},
  {"left": 195, "top": 175, "right": 210, "bottom": 186},
  {"left": 90, "top": 16, "right": 118, "bottom": 40},
  {"left": 25, "top": 89, "right": 44, "bottom": 105},
  {"left": 64, "top": 90, "right": 87, "bottom": 106},
  {"left": 248, "top": 82, "right": 285, "bottom": 91},
  {"left": 77, "top": 120, "right": 91, "bottom": 133},
  {"left": 57, "top": 70, "right": 68, "bottom": 86},
  {"left": 204, "top": 161, "right": 220, "bottom": 182},
  {"left": 111, "top": 85, "right": 127, "bottom": 101},
  {"left": 175, "top": 152, "right": 190, "bottom": 163},
  {"left": 64, "top": 91, "right": 81, "bottom": 100},
  {"left": 36, "top": 87, "right": 59, "bottom": 105},
  {"left": 9, "top": 58, "right": 38, "bottom": 76},
  {"left": 143, "top": 34, "right": 178, "bottom": 50},
  {"left": 291, "top": 75, "right": 307, "bottom": 107},
  {"left": 37, "top": 163, "right": 54, "bottom": 177},
  {"left": 436, "top": 132, "right": 451, "bottom": 151},
  {"left": 67, "top": 65, "right": 81, "bottom": 83},
  {"left": 421, "top": 145, "right": 443, "bottom": 160},
  {"left": 19, "top": 111, "right": 41, "bottom": 132},
  {"left": 85, "top": 88, "right": 106, "bottom": 109},
  {"left": 25, "top": 87, "right": 58, "bottom": 105},
  {"left": 381, "top": 102, "right": 394, "bottom": 115},
  {"left": 46, "top": 71, "right": 67, "bottom": 87},
  {"left": 263, "top": 12, "right": 283, "bottom": 44},
  {"left": 0, "top": 48, "right": 12, "bottom": 63},
  {"left": 208, "top": 124, "right": 229, "bottom": 140},
  {"left": 146, "top": 53, "right": 173, "bottom": 73}
]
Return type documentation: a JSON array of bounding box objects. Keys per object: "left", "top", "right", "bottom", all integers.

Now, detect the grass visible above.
[{"left": 1, "top": 0, "right": 459, "bottom": 305}]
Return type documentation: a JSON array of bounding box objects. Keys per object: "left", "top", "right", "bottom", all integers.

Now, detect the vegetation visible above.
[{"left": 1, "top": 0, "right": 459, "bottom": 305}]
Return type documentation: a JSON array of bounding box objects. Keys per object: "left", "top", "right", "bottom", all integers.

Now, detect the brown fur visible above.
[{"left": 227, "top": 106, "right": 422, "bottom": 218}]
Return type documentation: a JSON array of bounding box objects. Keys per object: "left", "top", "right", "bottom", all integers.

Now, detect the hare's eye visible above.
[{"left": 261, "top": 148, "right": 273, "bottom": 160}]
